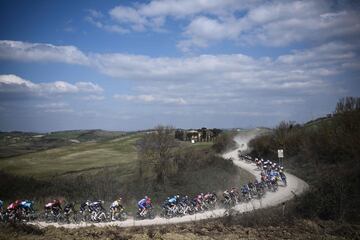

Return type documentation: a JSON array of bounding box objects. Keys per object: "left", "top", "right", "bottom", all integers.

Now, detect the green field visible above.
[
  {"left": 180, "top": 141, "right": 214, "bottom": 151},
  {"left": 0, "top": 133, "right": 216, "bottom": 178},
  {"left": 0, "top": 133, "right": 141, "bottom": 178}
]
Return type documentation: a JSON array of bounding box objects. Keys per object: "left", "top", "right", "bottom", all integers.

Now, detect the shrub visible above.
[{"left": 248, "top": 97, "right": 360, "bottom": 223}]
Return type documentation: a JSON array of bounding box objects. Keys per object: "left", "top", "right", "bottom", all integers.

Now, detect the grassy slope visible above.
[
  {"left": 0, "top": 135, "right": 214, "bottom": 179},
  {"left": 0, "top": 133, "right": 140, "bottom": 178},
  {"left": 0, "top": 130, "right": 126, "bottom": 158},
  {"left": 47, "top": 129, "right": 125, "bottom": 142}
]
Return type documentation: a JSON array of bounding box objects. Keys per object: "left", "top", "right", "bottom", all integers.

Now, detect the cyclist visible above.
[
  {"left": 167, "top": 195, "right": 178, "bottom": 212},
  {"left": 45, "top": 199, "right": 62, "bottom": 216},
  {"left": 241, "top": 184, "right": 250, "bottom": 200},
  {"left": 63, "top": 202, "right": 76, "bottom": 216},
  {"left": 230, "top": 188, "right": 239, "bottom": 203},
  {"left": 223, "top": 189, "right": 233, "bottom": 206},
  {"left": 89, "top": 200, "right": 105, "bottom": 221},
  {"left": 8, "top": 200, "right": 21, "bottom": 211},
  {"left": 89, "top": 200, "right": 105, "bottom": 212},
  {"left": 6, "top": 200, "right": 22, "bottom": 221},
  {"left": 80, "top": 200, "right": 91, "bottom": 212},
  {"left": 110, "top": 197, "right": 124, "bottom": 221},
  {"left": 19, "top": 200, "right": 34, "bottom": 215},
  {"left": 138, "top": 196, "right": 152, "bottom": 216}
]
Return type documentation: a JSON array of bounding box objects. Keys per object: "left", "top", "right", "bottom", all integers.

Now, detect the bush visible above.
[
  {"left": 212, "top": 131, "right": 237, "bottom": 153},
  {"left": 248, "top": 97, "right": 360, "bottom": 223}
]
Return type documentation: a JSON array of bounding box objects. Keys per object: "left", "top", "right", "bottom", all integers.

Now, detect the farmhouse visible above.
[{"left": 175, "top": 128, "right": 221, "bottom": 142}]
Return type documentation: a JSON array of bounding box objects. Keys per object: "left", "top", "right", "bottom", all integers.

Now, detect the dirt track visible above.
[{"left": 32, "top": 129, "right": 308, "bottom": 229}]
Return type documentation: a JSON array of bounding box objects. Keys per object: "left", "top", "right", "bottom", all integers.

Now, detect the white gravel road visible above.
[{"left": 32, "top": 129, "right": 308, "bottom": 229}]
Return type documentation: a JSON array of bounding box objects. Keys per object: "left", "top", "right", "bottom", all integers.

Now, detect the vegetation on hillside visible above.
[
  {"left": 131, "top": 126, "right": 253, "bottom": 205},
  {"left": 248, "top": 96, "right": 360, "bottom": 223},
  {"left": 212, "top": 131, "right": 237, "bottom": 153},
  {"left": 0, "top": 127, "right": 252, "bottom": 213}
]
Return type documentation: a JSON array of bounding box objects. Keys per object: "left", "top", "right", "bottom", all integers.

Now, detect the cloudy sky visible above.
[{"left": 0, "top": 0, "right": 359, "bottom": 132}]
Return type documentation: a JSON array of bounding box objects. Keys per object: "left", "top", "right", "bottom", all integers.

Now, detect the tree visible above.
[
  {"left": 335, "top": 96, "right": 360, "bottom": 114},
  {"left": 137, "top": 125, "right": 178, "bottom": 184},
  {"left": 212, "top": 131, "right": 235, "bottom": 153}
]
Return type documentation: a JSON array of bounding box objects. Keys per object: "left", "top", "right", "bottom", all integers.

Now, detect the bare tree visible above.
[
  {"left": 137, "top": 125, "right": 178, "bottom": 184},
  {"left": 335, "top": 96, "right": 360, "bottom": 114}
]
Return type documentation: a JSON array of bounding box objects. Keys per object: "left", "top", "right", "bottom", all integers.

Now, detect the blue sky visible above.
[{"left": 0, "top": 0, "right": 359, "bottom": 132}]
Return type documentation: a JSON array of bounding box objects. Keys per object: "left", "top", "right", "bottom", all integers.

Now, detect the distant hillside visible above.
[
  {"left": 48, "top": 129, "right": 125, "bottom": 142},
  {"left": 0, "top": 129, "right": 126, "bottom": 158}
]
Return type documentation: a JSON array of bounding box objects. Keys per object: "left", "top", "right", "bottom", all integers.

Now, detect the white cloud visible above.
[
  {"left": 1, "top": 40, "right": 357, "bottom": 89},
  {"left": 35, "top": 102, "right": 74, "bottom": 113},
  {"left": 0, "top": 40, "right": 89, "bottom": 64},
  {"left": 179, "top": 1, "right": 360, "bottom": 50},
  {"left": 0, "top": 74, "right": 103, "bottom": 96},
  {"left": 83, "top": 1, "right": 360, "bottom": 51},
  {"left": 81, "top": 95, "right": 105, "bottom": 101},
  {"left": 0, "top": 40, "right": 358, "bottom": 110},
  {"left": 110, "top": 6, "right": 147, "bottom": 30},
  {"left": 271, "top": 98, "right": 304, "bottom": 105},
  {"left": 75, "top": 82, "right": 104, "bottom": 93},
  {"left": 85, "top": 10, "right": 129, "bottom": 34},
  {"left": 0, "top": 74, "right": 37, "bottom": 91},
  {"left": 93, "top": 42, "right": 357, "bottom": 92},
  {"left": 276, "top": 42, "right": 356, "bottom": 65},
  {"left": 42, "top": 81, "right": 78, "bottom": 93},
  {"left": 138, "top": 0, "right": 246, "bottom": 18},
  {"left": 114, "top": 94, "right": 187, "bottom": 105},
  {"left": 108, "top": 5, "right": 167, "bottom": 32},
  {"left": 88, "top": 0, "right": 255, "bottom": 33},
  {"left": 177, "top": 16, "right": 240, "bottom": 52},
  {"left": 203, "top": 110, "right": 287, "bottom": 117}
]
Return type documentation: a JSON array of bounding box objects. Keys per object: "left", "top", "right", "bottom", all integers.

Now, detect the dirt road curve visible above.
[{"left": 32, "top": 129, "right": 309, "bottom": 229}]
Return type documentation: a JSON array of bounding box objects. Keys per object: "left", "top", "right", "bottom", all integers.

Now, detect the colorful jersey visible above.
[
  {"left": 111, "top": 200, "right": 122, "bottom": 209},
  {"left": 168, "top": 197, "right": 177, "bottom": 204},
  {"left": 45, "top": 200, "right": 61, "bottom": 209},
  {"left": 138, "top": 199, "right": 147, "bottom": 208},
  {"left": 89, "top": 201, "right": 104, "bottom": 212},
  {"left": 7, "top": 203, "right": 19, "bottom": 210},
  {"left": 20, "top": 200, "right": 33, "bottom": 211}
]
